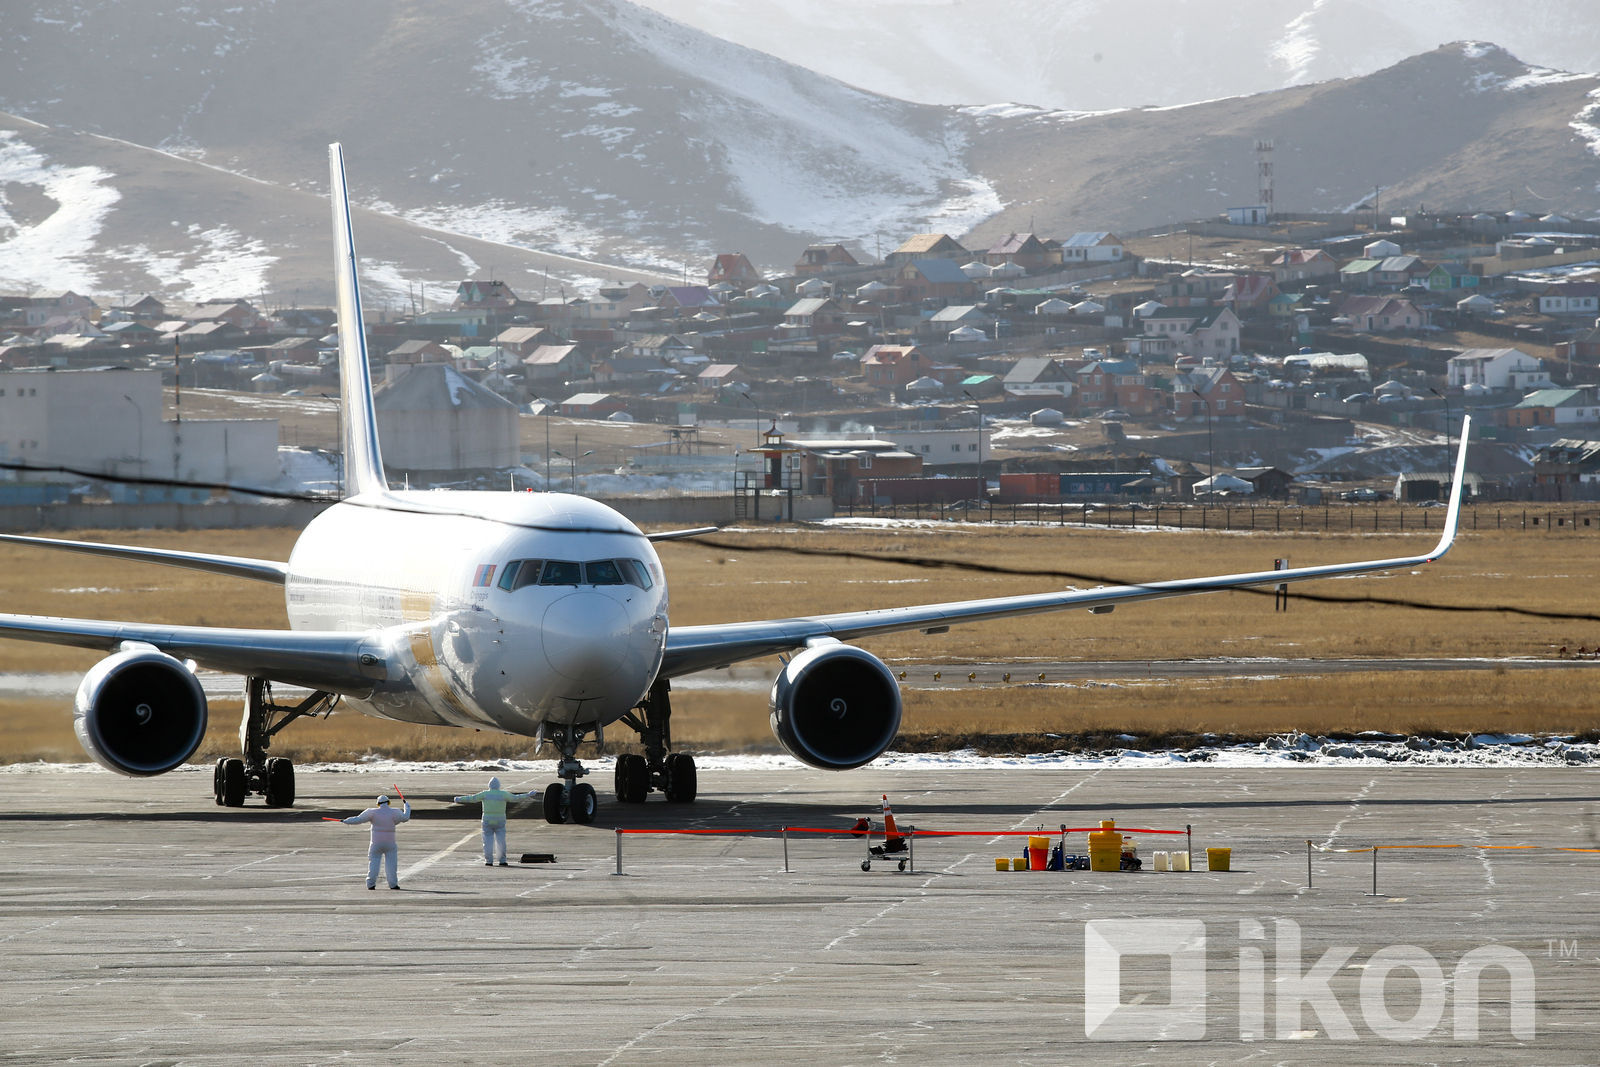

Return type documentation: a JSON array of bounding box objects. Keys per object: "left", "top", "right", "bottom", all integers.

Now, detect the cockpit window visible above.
[
  {"left": 585, "top": 559, "right": 625, "bottom": 585},
  {"left": 619, "top": 558, "right": 653, "bottom": 589},
  {"left": 540, "top": 560, "right": 582, "bottom": 585},
  {"left": 498, "top": 559, "right": 543, "bottom": 591}
]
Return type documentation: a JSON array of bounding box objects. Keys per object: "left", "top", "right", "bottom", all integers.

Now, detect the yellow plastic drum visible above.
[
  {"left": 1206, "top": 847, "right": 1232, "bottom": 872},
  {"left": 1088, "top": 829, "right": 1123, "bottom": 872}
]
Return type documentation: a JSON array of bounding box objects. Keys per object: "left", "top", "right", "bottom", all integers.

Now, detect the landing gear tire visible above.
[
  {"left": 263, "top": 757, "right": 295, "bottom": 808},
  {"left": 664, "top": 753, "right": 697, "bottom": 803},
  {"left": 614, "top": 753, "right": 649, "bottom": 804},
  {"left": 221, "top": 757, "right": 247, "bottom": 807},
  {"left": 543, "top": 782, "right": 566, "bottom": 824},
  {"left": 213, "top": 758, "right": 227, "bottom": 805},
  {"left": 570, "top": 782, "right": 598, "bottom": 824}
]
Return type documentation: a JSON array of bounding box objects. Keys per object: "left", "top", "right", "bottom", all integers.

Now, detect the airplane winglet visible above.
[
  {"left": 328, "top": 143, "right": 388, "bottom": 498},
  {"left": 1425, "top": 414, "right": 1472, "bottom": 562}
]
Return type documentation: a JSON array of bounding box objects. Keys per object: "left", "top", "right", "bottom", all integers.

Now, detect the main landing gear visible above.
[
  {"left": 538, "top": 680, "right": 698, "bottom": 825},
  {"left": 615, "top": 679, "right": 696, "bottom": 806},
  {"left": 213, "top": 677, "right": 336, "bottom": 808}
]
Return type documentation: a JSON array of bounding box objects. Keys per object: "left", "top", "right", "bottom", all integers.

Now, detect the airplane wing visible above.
[
  {"left": 0, "top": 613, "right": 383, "bottom": 694},
  {"left": 646, "top": 526, "right": 719, "bottom": 542},
  {"left": 660, "top": 419, "right": 1471, "bottom": 678},
  {"left": 0, "top": 533, "right": 289, "bottom": 583}
]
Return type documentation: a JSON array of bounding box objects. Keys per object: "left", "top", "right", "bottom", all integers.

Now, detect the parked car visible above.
[
  {"left": 1340, "top": 487, "right": 1381, "bottom": 502},
  {"left": 1341, "top": 392, "right": 1372, "bottom": 404}
]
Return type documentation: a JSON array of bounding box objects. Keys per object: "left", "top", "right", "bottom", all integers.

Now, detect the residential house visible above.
[
  {"left": 522, "top": 343, "right": 588, "bottom": 385},
  {"left": 579, "top": 282, "right": 653, "bottom": 321},
  {"left": 896, "top": 259, "right": 976, "bottom": 303},
  {"left": 1061, "top": 232, "right": 1124, "bottom": 263},
  {"left": 1371, "top": 255, "right": 1429, "bottom": 288},
  {"left": 246, "top": 337, "right": 324, "bottom": 364},
  {"left": 795, "top": 243, "right": 861, "bottom": 275},
  {"left": 1220, "top": 273, "right": 1279, "bottom": 313},
  {"left": 1003, "top": 356, "right": 1074, "bottom": 397},
  {"left": 1073, "top": 358, "right": 1160, "bottom": 415},
  {"left": 1338, "top": 259, "right": 1383, "bottom": 289},
  {"left": 271, "top": 308, "right": 336, "bottom": 336},
  {"left": 1556, "top": 326, "right": 1600, "bottom": 363},
  {"left": 925, "top": 305, "right": 992, "bottom": 337},
  {"left": 696, "top": 364, "right": 741, "bottom": 391},
  {"left": 1504, "top": 388, "right": 1600, "bottom": 429},
  {"left": 190, "top": 300, "right": 264, "bottom": 331},
  {"left": 1227, "top": 206, "right": 1270, "bottom": 225},
  {"left": 453, "top": 280, "right": 520, "bottom": 310},
  {"left": 1140, "top": 305, "right": 1242, "bottom": 358},
  {"left": 1263, "top": 248, "right": 1338, "bottom": 285},
  {"left": 885, "top": 234, "right": 967, "bottom": 267},
  {"left": 660, "top": 286, "right": 722, "bottom": 315},
  {"left": 628, "top": 334, "right": 699, "bottom": 362},
  {"left": 708, "top": 253, "right": 762, "bottom": 287},
  {"left": 559, "top": 392, "right": 625, "bottom": 418},
  {"left": 386, "top": 339, "right": 454, "bottom": 365},
  {"left": 982, "top": 233, "right": 1054, "bottom": 271},
  {"left": 1447, "top": 347, "right": 1552, "bottom": 392},
  {"left": 1336, "top": 295, "right": 1425, "bottom": 333},
  {"left": 493, "top": 325, "right": 550, "bottom": 357},
  {"left": 1228, "top": 466, "right": 1296, "bottom": 498},
  {"left": 1539, "top": 281, "right": 1600, "bottom": 316},
  {"left": 782, "top": 297, "right": 849, "bottom": 336},
  {"left": 1423, "top": 262, "right": 1479, "bottom": 292},
  {"left": 1533, "top": 438, "right": 1600, "bottom": 495},
  {"left": 862, "top": 344, "right": 927, "bottom": 391},
  {"left": 1174, "top": 366, "right": 1247, "bottom": 418},
  {"left": 1155, "top": 270, "right": 1234, "bottom": 307}
]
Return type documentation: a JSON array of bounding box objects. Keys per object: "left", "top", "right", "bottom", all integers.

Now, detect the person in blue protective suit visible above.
[
  {"left": 343, "top": 794, "right": 412, "bottom": 889},
  {"left": 452, "top": 776, "right": 535, "bottom": 866}
]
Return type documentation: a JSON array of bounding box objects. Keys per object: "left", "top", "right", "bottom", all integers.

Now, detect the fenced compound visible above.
[{"left": 833, "top": 501, "right": 1600, "bottom": 535}]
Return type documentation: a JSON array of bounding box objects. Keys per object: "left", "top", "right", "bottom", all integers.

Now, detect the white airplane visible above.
[{"left": 0, "top": 145, "right": 1471, "bottom": 822}]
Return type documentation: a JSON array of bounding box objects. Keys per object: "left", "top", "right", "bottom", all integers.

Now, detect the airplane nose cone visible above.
[{"left": 541, "top": 592, "right": 629, "bottom": 684}]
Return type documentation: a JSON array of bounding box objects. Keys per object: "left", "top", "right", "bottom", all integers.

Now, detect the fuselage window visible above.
[
  {"left": 540, "top": 560, "right": 582, "bottom": 585},
  {"left": 585, "top": 559, "right": 626, "bottom": 585},
  {"left": 619, "top": 558, "right": 654, "bottom": 589}
]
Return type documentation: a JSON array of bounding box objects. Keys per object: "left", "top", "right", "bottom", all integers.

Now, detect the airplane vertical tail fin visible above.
[{"left": 328, "top": 143, "right": 388, "bottom": 498}]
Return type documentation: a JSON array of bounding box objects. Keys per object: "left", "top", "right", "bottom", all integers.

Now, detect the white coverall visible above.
[
  {"left": 453, "top": 777, "right": 533, "bottom": 865},
  {"left": 343, "top": 796, "right": 411, "bottom": 888}
]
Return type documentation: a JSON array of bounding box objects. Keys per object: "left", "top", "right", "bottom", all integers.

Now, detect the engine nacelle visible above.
[
  {"left": 769, "top": 640, "right": 902, "bottom": 770},
  {"left": 74, "top": 645, "right": 209, "bottom": 777}
]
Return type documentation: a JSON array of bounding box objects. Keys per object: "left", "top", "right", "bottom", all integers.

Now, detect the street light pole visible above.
[
  {"left": 121, "top": 393, "right": 144, "bottom": 477},
  {"left": 739, "top": 390, "right": 761, "bottom": 445},
  {"left": 962, "top": 388, "right": 984, "bottom": 484},
  {"left": 552, "top": 448, "right": 592, "bottom": 490},
  {"left": 1192, "top": 387, "right": 1214, "bottom": 489},
  {"left": 1429, "top": 387, "right": 1452, "bottom": 475}
]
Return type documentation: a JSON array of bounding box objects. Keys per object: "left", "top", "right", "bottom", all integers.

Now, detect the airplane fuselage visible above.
[{"left": 284, "top": 489, "right": 668, "bottom": 736}]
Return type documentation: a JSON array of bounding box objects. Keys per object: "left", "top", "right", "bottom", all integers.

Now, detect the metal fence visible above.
[{"left": 833, "top": 500, "right": 1600, "bottom": 534}]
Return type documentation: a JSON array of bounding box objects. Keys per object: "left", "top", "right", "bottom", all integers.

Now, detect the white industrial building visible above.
[
  {"left": 0, "top": 367, "right": 281, "bottom": 492},
  {"left": 373, "top": 364, "right": 520, "bottom": 472}
]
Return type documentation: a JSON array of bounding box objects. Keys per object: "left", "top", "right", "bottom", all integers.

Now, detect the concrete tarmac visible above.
[{"left": 2, "top": 764, "right": 1598, "bottom": 1064}]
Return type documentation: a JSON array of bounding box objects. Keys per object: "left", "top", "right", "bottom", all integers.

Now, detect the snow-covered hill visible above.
[
  {"left": 1, "top": 2, "right": 1598, "bottom": 305},
  {"left": 631, "top": 0, "right": 1600, "bottom": 110}
]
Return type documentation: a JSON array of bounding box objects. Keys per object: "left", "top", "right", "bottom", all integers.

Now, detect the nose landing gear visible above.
[{"left": 540, "top": 727, "right": 599, "bottom": 824}]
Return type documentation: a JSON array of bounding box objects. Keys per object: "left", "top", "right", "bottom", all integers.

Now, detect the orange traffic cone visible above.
[{"left": 882, "top": 794, "right": 904, "bottom": 849}]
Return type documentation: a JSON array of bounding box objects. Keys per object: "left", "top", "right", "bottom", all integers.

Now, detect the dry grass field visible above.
[{"left": 2, "top": 515, "right": 1597, "bottom": 763}]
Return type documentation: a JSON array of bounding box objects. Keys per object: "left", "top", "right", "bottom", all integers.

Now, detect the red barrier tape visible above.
[{"left": 615, "top": 825, "right": 1187, "bottom": 837}]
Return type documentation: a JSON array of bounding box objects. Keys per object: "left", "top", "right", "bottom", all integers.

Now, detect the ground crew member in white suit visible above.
[
  {"left": 453, "top": 776, "right": 534, "bottom": 866},
  {"left": 343, "top": 794, "right": 411, "bottom": 889}
]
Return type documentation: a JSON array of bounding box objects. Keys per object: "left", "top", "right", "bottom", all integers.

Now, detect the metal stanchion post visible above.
[
  {"left": 1306, "top": 839, "right": 1312, "bottom": 889},
  {"left": 1186, "top": 824, "right": 1193, "bottom": 872},
  {"left": 908, "top": 826, "right": 914, "bottom": 873},
  {"left": 615, "top": 828, "right": 623, "bottom": 876},
  {"left": 782, "top": 827, "right": 789, "bottom": 873},
  {"left": 1371, "top": 845, "right": 1378, "bottom": 896}
]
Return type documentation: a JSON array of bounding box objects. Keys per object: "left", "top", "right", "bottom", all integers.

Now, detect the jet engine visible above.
[
  {"left": 769, "top": 640, "right": 902, "bottom": 770},
  {"left": 74, "top": 645, "right": 209, "bottom": 776}
]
